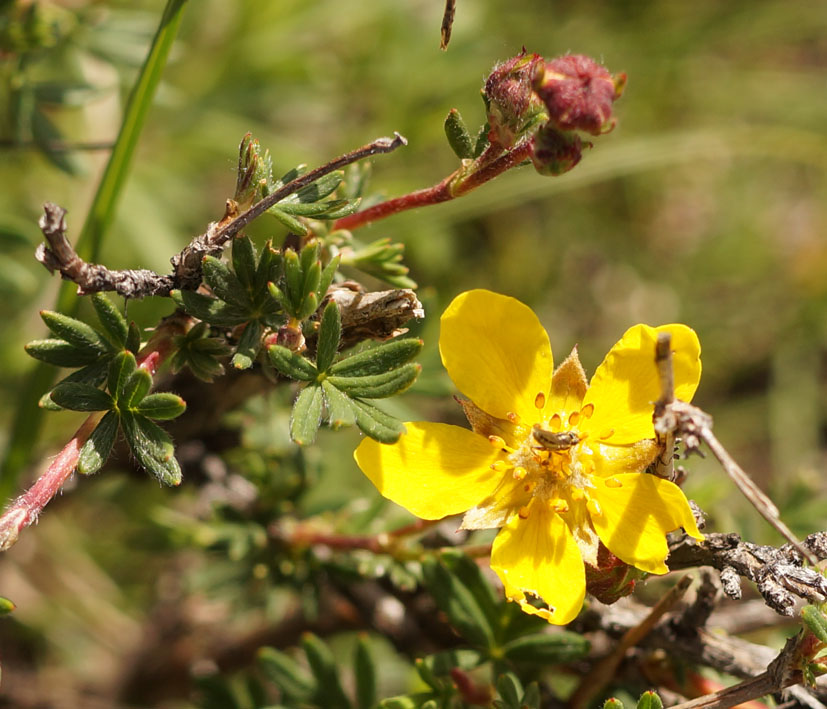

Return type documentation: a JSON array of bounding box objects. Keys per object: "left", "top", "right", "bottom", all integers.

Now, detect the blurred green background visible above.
[{"left": 1, "top": 0, "right": 826, "bottom": 706}]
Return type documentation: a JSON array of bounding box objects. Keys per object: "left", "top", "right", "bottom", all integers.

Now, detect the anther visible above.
[
  {"left": 605, "top": 477, "right": 622, "bottom": 488},
  {"left": 580, "top": 403, "right": 595, "bottom": 418},
  {"left": 490, "top": 460, "right": 508, "bottom": 473},
  {"left": 534, "top": 391, "right": 546, "bottom": 409},
  {"left": 568, "top": 411, "right": 580, "bottom": 427},
  {"left": 599, "top": 428, "right": 615, "bottom": 440},
  {"left": 513, "top": 466, "right": 527, "bottom": 481},
  {"left": 506, "top": 411, "right": 520, "bottom": 423},
  {"left": 518, "top": 505, "right": 531, "bottom": 519},
  {"left": 549, "top": 498, "right": 569, "bottom": 513},
  {"left": 586, "top": 498, "right": 602, "bottom": 517},
  {"left": 524, "top": 481, "right": 537, "bottom": 494},
  {"left": 488, "top": 434, "right": 506, "bottom": 448},
  {"left": 549, "top": 414, "right": 562, "bottom": 431},
  {"left": 570, "top": 488, "right": 585, "bottom": 501}
]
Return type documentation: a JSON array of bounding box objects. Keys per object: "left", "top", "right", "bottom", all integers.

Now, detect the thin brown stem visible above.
[{"left": 653, "top": 332, "right": 676, "bottom": 479}]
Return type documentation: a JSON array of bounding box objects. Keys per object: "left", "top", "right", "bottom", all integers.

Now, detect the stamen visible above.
[
  {"left": 605, "top": 477, "right": 622, "bottom": 488},
  {"left": 570, "top": 488, "right": 585, "bottom": 501},
  {"left": 518, "top": 504, "right": 531, "bottom": 519},
  {"left": 534, "top": 391, "right": 546, "bottom": 410},
  {"left": 599, "top": 428, "right": 615, "bottom": 440},
  {"left": 582, "top": 459, "right": 595, "bottom": 475},
  {"left": 513, "top": 466, "right": 527, "bottom": 481},
  {"left": 488, "top": 434, "right": 506, "bottom": 448},
  {"left": 549, "top": 498, "right": 569, "bottom": 513},
  {"left": 586, "top": 498, "right": 602, "bottom": 517},
  {"left": 506, "top": 411, "right": 520, "bottom": 424},
  {"left": 568, "top": 410, "right": 580, "bottom": 427},
  {"left": 580, "top": 403, "right": 595, "bottom": 418},
  {"left": 549, "top": 414, "right": 562, "bottom": 431},
  {"left": 490, "top": 460, "right": 508, "bottom": 473},
  {"left": 523, "top": 481, "right": 537, "bottom": 494}
]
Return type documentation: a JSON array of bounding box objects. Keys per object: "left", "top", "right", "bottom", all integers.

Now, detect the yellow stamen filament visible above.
[
  {"left": 534, "top": 391, "right": 546, "bottom": 409},
  {"left": 605, "top": 477, "right": 622, "bottom": 488},
  {"left": 599, "top": 428, "right": 615, "bottom": 440},
  {"left": 580, "top": 403, "right": 595, "bottom": 418},
  {"left": 568, "top": 411, "right": 580, "bottom": 427},
  {"left": 549, "top": 498, "right": 569, "bottom": 513},
  {"left": 513, "top": 466, "right": 527, "bottom": 481},
  {"left": 587, "top": 498, "right": 602, "bottom": 517},
  {"left": 549, "top": 414, "right": 562, "bottom": 431}
]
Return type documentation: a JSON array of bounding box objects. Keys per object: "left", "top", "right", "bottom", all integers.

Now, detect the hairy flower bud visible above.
[
  {"left": 530, "top": 126, "right": 590, "bottom": 176},
  {"left": 584, "top": 544, "right": 646, "bottom": 605},
  {"left": 534, "top": 54, "right": 625, "bottom": 136},
  {"left": 483, "top": 50, "right": 547, "bottom": 148}
]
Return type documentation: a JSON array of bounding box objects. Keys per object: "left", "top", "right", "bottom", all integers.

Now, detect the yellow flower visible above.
[{"left": 354, "top": 289, "right": 704, "bottom": 625}]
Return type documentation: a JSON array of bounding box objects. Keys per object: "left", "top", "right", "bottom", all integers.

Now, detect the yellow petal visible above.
[
  {"left": 589, "top": 473, "right": 704, "bottom": 575},
  {"left": 578, "top": 439, "right": 659, "bottom": 479},
  {"left": 582, "top": 324, "right": 701, "bottom": 445},
  {"left": 354, "top": 422, "right": 502, "bottom": 519},
  {"left": 490, "top": 505, "right": 585, "bottom": 625},
  {"left": 439, "top": 290, "right": 552, "bottom": 425}
]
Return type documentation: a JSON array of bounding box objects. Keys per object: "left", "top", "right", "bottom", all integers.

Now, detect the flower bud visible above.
[
  {"left": 530, "top": 126, "right": 590, "bottom": 176},
  {"left": 483, "top": 51, "right": 547, "bottom": 148},
  {"left": 534, "top": 54, "right": 625, "bottom": 136},
  {"left": 584, "top": 544, "right": 645, "bottom": 604}
]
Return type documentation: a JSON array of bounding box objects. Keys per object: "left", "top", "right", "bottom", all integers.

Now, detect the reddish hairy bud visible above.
[
  {"left": 584, "top": 544, "right": 646, "bottom": 605},
  {"left": 483, "top": 50, "right": 547, "bottom": 148},
  {"left": 530, "top": 126, "right": 590, "bottom": 176},
  {"left": 534, "top": 54, "right": 625, "bottom": 136}
]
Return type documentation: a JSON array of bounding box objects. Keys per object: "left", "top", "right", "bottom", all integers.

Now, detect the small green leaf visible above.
[
  {"left": 268, "top": 345, "right": 318, "bottom": 381},
  {"left": 603, "top": 699, "right": 625, "bottom": 709},
  {"left": 350, "top": 399, "right": 404, "bottom": 443},
  {"left": 298, "top": 291, "right": 319, "bottom": 320},
  {"left": 317, "top": 254, "right": 341, "bottom": 301},
  {"left": 50, "top": 382, "right": 113, "bottom": 412},
  {"left": 255, "top": 241, "right": 282, "bottom": 301},
  {"left": 315, "top": 301, "right": 341, "bottom": 372},
  {"left": 40, "top": 310, "right": 108, "bottom": 354},
  {"left": 267, "top": 281, "right": 289, "bottom": 311},
  {"left": 802, "top": 605, "right": 827, "bottom": 644},
  {"left": 300, "top": 242, "right": 320, "bottom": 278},
  {"left": 0, "top": 597, "right": 16, "bottom": 616},
  {"left": 78, "top": 410, "right": 119, "bottom": 475},
  {"left": 202, "top": 255, "right": 249, "bottom": 310},
  {"left": 329, "top": 338, "right": 423, "bottom": 377},
  {"left": 278, "top": 199, "right": 350, "bottom": 217},
  {"left": 328, "top": 363, "right": 421, "bottom": 399},
  {"left": 125, "top": 321, "right": 141, "bottom": 354},
  {"left": 135, "top": 393, "right": 186, "bottom": 420},
  {"left": 474, "top": 123, "right": 490, "bottom": 157},
  {"left": 121, "top": 412, "right": 182, "bottom": 486},
  {"left": 321, "top": 380, "right": 357, "bottom": 428},
  {"left": 302, "top": 260, "right": 322, "bottom": 304},
  {"left": 496, "top": 673, "right": 523, "bottom": 709},
  {"left": 301, "top": 633, "right": 352, "bottom": 709},
  {"left": 636, "top": 691, "right": 663, "bottom": 709},
  {"left": 318, "top": 199, "right": 360, "bottom": 220},
  {"left": 231, "top": 320, "right": 262, "bottom": 370},
  {"left": 91, "top": 293, "right": 128, "bottom": 347},
  {"left": 171, "top": 289, "right": 249, "bottom": 327},
  {"left": 108, "top": 350, "right": 137, "bottom": 401},
  {"left": 501, "top": 631, "right": 590, "bottom": 664},
  {"left": 522, "top": 683, "right": 541, "bottom": 709},
  {"left": 283, "top": 248, "right": 303, "bottom": 309},
  {"left": 291, "top": 384, "right": 324, "bottom": 445},
  {"left": 231, "top": 236, "right": 258, "bottom": 292},
  {"left": 445, "top": 108, "right": 474, "bottom": 159},
  {"left": 440, "top": 550, "right": 500, "bottom": 631},
  {"left": 269, "top": 207, "right": 309, "bottom": 235},
  {"left": 25, "top": 339, "right": 100, "bottom": 367},
  {"left": 354, "top": 635, "right": 376, "bottom": 709},
  {"left": 257, "top": 647, "right": 314, "bottom": 701},
  {"left": 296, "top": 172, "right": 343, "bottom": 203},
  {"left": 122, "top": 368, "right": 152, "bottom": 408}
]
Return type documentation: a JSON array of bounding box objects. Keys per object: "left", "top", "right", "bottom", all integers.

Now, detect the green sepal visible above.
[
  {"left": 321, "top": 380, "right": 356, "bottom": 429},
  {"left": 350, "top": 398, "right": 404, "bottom": 443},
  {"left": 422, "top": 551, "right": 496, "bottom": 649},
  {"left": 40, "top": 310, "right": 108, "bottom": 354},
  {"left": 49, "top": 382, "right": 113, "bottom": 412},
  {"left": 120, "top": 411, "right": 182, "bottom": 486},
  {"left": 291, "top": 384, "right": 324, "bottom": 445},
  {"left": 328, "top": 338, "right": 423, "bottom": 377},
  {"left": 268, "top": 207, "right": 309, "bottom": 235},
  {"left": 125, "top": 321, "right": 141, "bottom": 354},
  {"left": 231, "top": 236, "right": 258, "bottom": 292},
  {"left": 257, "top": 647, "right": 314, "bottom": 702},
  {"left": 327, "top": 363, "right": 421, "bottom": 399},
  {"left": 0, "top": 597, "right": 15, "bottom": 616},
  {"left": 354, "top": 635, "right": 376, "bottom": 709},
  {"left": 108, "top": 350, "right": 137, "bottom": 401},
  {"left": 231, "top": 320, "right": 262, "bottom": 370},
  {"left": 802, "top": 605, "right": 827, "bottom": 644},
  {"left": 171, "top": 289, "right": 248, "bottom": 327},
  {"left": 636, "top": 691, "right": 663, "bottom": 709},
  {"left": 315, "top": 301, "right": 341, "bottom": 372},
  {"left": 91, "top": 293, "right": 128, "bottom": 347},
  {"left": 268, "top": 345, "right": 318, "bottom": 381},
  {"left": 202, "top": 255, "right": 249, "bottom": 310},
  {"left": 25, "top": 339, "right": 100, "bottom": 367},
  {"left": 301, "top": 633, "right": 352, "bottom": 709},
  {"left": 445, "top": 108, "right": 474, "bottom": 159},
  {"left": 135, "top": 393, "right": 186, "bottom": 420},
  {"left": 122, "top": 368, "right": 152, "bottom": 408},
  {"left": 78, "top": 410, "right": 119, "bottom": 475},
  {"left": 501, "top": 630, "right": 590, "bottom": 664}
]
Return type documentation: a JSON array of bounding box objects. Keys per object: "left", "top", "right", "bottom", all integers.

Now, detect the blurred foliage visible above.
[{"left": 1, "top": 0, "right": 827, "bottom": 706}]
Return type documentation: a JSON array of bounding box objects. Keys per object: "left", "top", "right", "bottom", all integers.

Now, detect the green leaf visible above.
[
  {"left": 802, "top": 605, "right": 827, "bottom": 644},
  {"left": 295, "top": 172, "right": 343, "bottom": 202},
  {"left": 231, "top": 320, "right": 262, "bottom": 370},
  {"left": 40, "top": 310, "right": 108, "bottom": 354},
  {"left": 283, "top": 248, "right": 303, "bottom": 309},
  {"left": 122, "top": 368, "right": 152, "bottom": 408},
  {"left": 350, "top": 399, "right": 404, "bottom": 443},
  {"left": 202, "top": 255, "right": 249, "bottom": 310},
  {"left": 121, "top": 412, "right": 182, "bottom": 486},
  {"left": 231, "top": 235, "right": 258, "bottom": 292},
  {"left": 50, "top": 382, "right": 113, "bottom": 412},
  {"left": 636, "top": 691, "right": 663, "bottom": 709},
  {"left": 422, "top": 553, "right": 495, "bottom": 648},
  {"left": 354, "top": 635, "right": 376, "bottom": 709},
  {"left": 91, "top": 293, "right": 128, "bottom": 346},
  {"left": 135, "top": 393, "right": 186, "bottom": 420},
  {"left": 302, "top": 260, "right": 322, "bottom": 306},
  {"left": 317, "top": 254, "right": 340, "bottom": 303},
  {"left": 301, "top": 633, "right": 352, "bottom": 709},
  {"left": 445, "top": 108, "right": 474, "bottom": 160},
  {"left": 496, "top": 673, "right": 523, "bottom": 709},
  {"left": 254, "top": 241, "right": 282, "bottom": 302},
  {"left": 291, "top": 384, "right": 323, "bottom": 445},
  {"left": 0, "top": 597, "right": 15, "bottom": 616},
  {"left": 268, "top": 345, "right": 318, "bottom": 381},
  {"left": 474, "top": 122, "right": 490, "bottom": 157},
  {"left": 321, "top": 380, "right": 357, "bottom": 429},
  {"left": 329, "top": 338, "right": 423, "bottom": 377},
  {"left": 125, "top": 321, "right": 142, "bottom": 354},
  {"left": 424, "top": 648, "right": 485, "bottom": 675},
  {"left": 257, "top": 647, "right": 314, "bottom": 702},
  {"left": 318, "top": 199, "right": 360, "bottom": 220},
  {"left": 297, "top": 291, "right": 319, "bottom": 321},
  {"left": 522, "top": 683, "right": 541, "bottom": 709},
  {"left": 501, "top": 631, "right": 590, "bottom": 664},
  {"left": 24, "top": 339, "right": 100, "bottom": 367},
  {"left": 171, "top": 289, "right": 248, "bottom": 327},
  {"left": 108, "top": 350, "right": 137, "bottom": 401},
  {"left": 277, "top": 199, "right": 350, "bottom": 217},
  {"left": 78, "top": 410, "right": 119, "bottom": 475},
  {"left": 268, "top": 207, "right": 309, "bottom": 235},
  {"left": 602, "top": 699, "right": 625, "bottom": 709},
  {"left": 315, "top": 301, "right": 341, "bottom": 372},
  {"left": 300, "top": 241, "right": 320, "bottom": 279},
  {"left": 328, "top": 363, "right": 421, "bottom": 399},
  {"left": 439, "top": 550, "right": 500, "bottom": 632}
]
